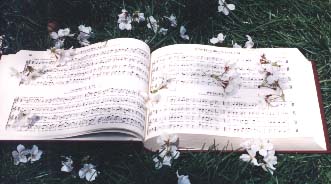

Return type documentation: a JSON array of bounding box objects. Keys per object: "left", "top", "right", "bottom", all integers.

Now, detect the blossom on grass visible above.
[
  {"left": 147, "top": 16, "right": 159, "bottom": 33},
  {"left": 12, "top": 144, "right": 43, "bottom": 165},
  {"left": 177, "top": 170, "right": 191, "bottom": 184},
  {"left": 180, "top": 26, "right": 189, "bottom": 40},
  {"left": 244, "top": 35, "right": 254, "bottom": 48},
  {"left": 61, "top": 156, "right": 74, "bottom": 173},
  {"left": 164, "top": 14, "right": 177, "bottom": 27},
  {"left": 218, "top": 0, "right": 235, "bottom": 15},
  {"left": 240, "top": 139, "right": 277, "bottom": 175},
  {"left": 159, "top": 28, "right": 168, "bottom": 35},
  {"left": 153, "top": 133, "right": 180, "bottom": 169},
  {"left": 29, "top": 145, "right": 43, "bottom": 163},
  {"left": 210, "top": 33, "right": 226, "bottom": 44},
  {"left": 232, "top": 35, "right": 254, "bottom": 48},
  {"left": 79, "top": 164, "right": 98, "bottom": 181},
  {"left": 12, "top": 144, "right": 30, "bottom": 165},
  {"left": 118, "top": 9, "right": 132, "bottom": 31},
  {"left": 133, "top": 12, "right": 145, "bottom": 23},
  {"left": 77, "top": 25, "right": 92, "bottom": 46},
  {"left": 49, "top": 28, "right": 74, "bottom": 49}
]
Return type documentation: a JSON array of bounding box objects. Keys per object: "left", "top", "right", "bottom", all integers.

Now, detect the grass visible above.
[{"left": 0, "top": 0, "right": 331, "bottom": 183}]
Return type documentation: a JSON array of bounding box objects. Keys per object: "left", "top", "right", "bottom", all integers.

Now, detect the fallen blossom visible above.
[
  {"left": 147, "top": 16, "right": 159, "bottom": 33},
  {"left": 164, "top": 14, "right": 177, "bottom": 27},
  {"left": 79, "top": 164, "right": 98, "bottom": 182},
  {"left": 10, "top": 110, "right": 40, "bottom": 128},
  {"left": 232, "top": 42, "right": 242, "bottom": 48},
  {"left": 159, "top": 28, "right": 168, "bottom": 35},
  {"left": 244, "top": 35, "right": 254, "bottom": 48},
  {"left": 218, "top": 0, "right": 235, "bottom": 15},
  {"left": 49, "top": 28, "right": 74, "bottom": 49},
  {"left": 177, "top": 171, "right": 191, "bottom": 184},
  {"left": 61, "top": 156, "right": 74, "bottom": 172},
  {"left": 118, "top": 9, "right": 132, "bottom": 31},
  {"left": 12, "top": 144, "right": 30, "bottom": 165},
  {"left": 29, "top": 145, "right": 43, "bottom": 163},
  {"left": 153, "top": 133, "right": 180, "bottom": 169},
  {"left": 240, "top": 139, "right": 277, "bottom": 175},
  {"left": 180, "top": 26, "right": 189, "bottom": 40},
  {"left": 133, "top": 12, "right": 145, "bottom": 23},
  {"left": 140, "top": 91, "right": 161, "bottom": 110},
  {"left": 49, "top": 47, "right": 76, "bottom": 66},
  {"left": 210, "top": 33, "right": 226, "bottom": 44},
  {"left": 211, "top": 63, "right": 241, "bottom": 96},
  {"left": 77, "top": 25, "right": 92, "bottom": 46}
]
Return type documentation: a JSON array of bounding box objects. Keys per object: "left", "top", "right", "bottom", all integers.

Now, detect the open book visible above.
[{"left": 0, "top": 38, "right": 329, "bottom": 152}]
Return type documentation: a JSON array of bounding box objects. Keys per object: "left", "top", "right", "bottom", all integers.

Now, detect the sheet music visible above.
[
  {"left": 0, "top": 38, "right": 150, "bottom": 139},
  {"left": 146, "top": 45, "right": 302, "bottom": 139}
]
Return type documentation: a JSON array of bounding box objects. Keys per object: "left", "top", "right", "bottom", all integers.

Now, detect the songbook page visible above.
[
  {"left": 145, "top": 45, "right": 311, "bottom": 142},
  {"left": 0, "top": 38, "right": 150, "bottom": 140}
]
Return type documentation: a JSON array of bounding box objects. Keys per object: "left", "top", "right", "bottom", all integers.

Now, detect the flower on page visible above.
[
  {"left": 29, "top": 145, "right": 43, "bottom": 163},
  {"left": 147, "top": 16, "right": 159, "bottom": 33},
  {"left": 210, "top": 33, "right": 226, "bottom": 44},
  {"left": 79, "top": 164, "right": 98, "bottom": 182},
  {"left": 118, "top": 9, "right": 132, "bottom": 31},
  {"left": 11, "top": 110, "right": 40, "bottom": 128},
  {"left": 12, "top": 144, "right": 30, "bottom": 165},
  {"left": 49, "top": 47, "right": 76, "bottom": 66},
  {"left": 240, "top": 139, "right": 277, "bottom": 175},
  {"left": 77, "top": 25, "right": 92, "bottom": 46},
  {"left": 177, "top": 170, "right": 191, "bottom": 184},
  {"left": 211, "top": 63, "right": 241, "bottom": 96},
  {"left": 180, "top": 26, "right": 189, "bottom": 40},
  {"left": 11, "top": 65, "right": 46, "bottom": 84},
  {"left": 61, "top": 156, "right": 74, "bottom": 172},
  {"left": 218, "top": 0, "right": 235, "bottom": 15},
  {"left": 133, "top": 12, "right": 145, "bottom": 23},
  {"left": 164, "top": 14, "right": 177, "bottom": 27},
  {"left": 159, "top": 28, "right": 168, "bottom": 36}
]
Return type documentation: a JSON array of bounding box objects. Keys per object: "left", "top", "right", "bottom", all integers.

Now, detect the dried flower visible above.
[
  {"left": 118, "top": 9, "right": 132, "bottom": 31},
  {"left": 61, "top": 156, "right": 74, "bottom": 172},
  {"left": 79, "top": 164, "right": 98, "bottom": 182},
  {"left": 77, "top": 25, "right": 92, "bottom": 46},
  {"left": 180, "top": 26, "right": 189, "bottom": 40},
  {"left": 12, "top": 144, "right": 30, "bottom": 165},
  {"left": 177, "top": 170, "right": 191, "bottom": 184},
  {"left": 218, "top": 0, "right": 235, "bottom": 15},
  {"left": 164, "top": 14, "right": 177, "bottom": 27},
  {"left": 147, "top": 16, "right": 159, "bottom": 33},
  {"left": 210, "top": 33, "right": 226, "bottom": 44}
]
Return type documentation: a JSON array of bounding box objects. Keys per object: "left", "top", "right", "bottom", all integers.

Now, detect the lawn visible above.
[{"left": 0, "top": 0, "right": 331, "bottom": 183}]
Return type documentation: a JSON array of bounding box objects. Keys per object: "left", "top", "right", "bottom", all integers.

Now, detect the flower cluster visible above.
[
  {"left": 60, "top": 156, "right": 99, "bottom": 182},
  {"left": 12, "top": 144, "right": 43, "bottom": 165},
  {"left": 50, "top": 28, "right": 74, "bottom": 49},
  {"left": 233, "top": 35, "right": 254, "bottom": 48},
  {"left": 240, "top": 139, "right": 277, "bottom": 174},
  {"left": 153, "top": 133, "right": 180, "bottom": 169},
  {"left": 258, "top": 54, "right": 286, "bottom": 106},
  {"left": 10, "top": 65, "right": 47, "bottom": 84},
  {"left": 218, "top": 0, "right": 235, "bottom": 15},
  {"left": 211, "top": 63, "right": 241, "bottom": 96}
]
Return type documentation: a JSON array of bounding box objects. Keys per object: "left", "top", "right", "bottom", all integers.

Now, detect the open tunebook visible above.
[{"left": 0, "top": 38, "right": 329, "bottom": 152}]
